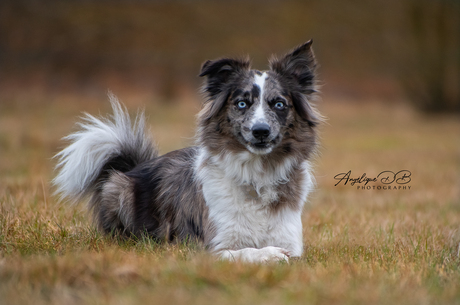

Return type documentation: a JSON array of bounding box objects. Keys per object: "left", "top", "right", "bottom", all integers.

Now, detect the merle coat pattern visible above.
[{"left": 54, "top": 41, "right": 321, "bottom": 263}]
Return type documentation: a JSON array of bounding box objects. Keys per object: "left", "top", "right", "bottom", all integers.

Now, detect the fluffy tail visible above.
[{"left": 53, "top": 93, "right": 157, "bottom": 208}]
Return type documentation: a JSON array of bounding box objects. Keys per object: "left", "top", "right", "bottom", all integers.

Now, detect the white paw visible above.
[
  {"left": 256, "top": 246, "right": 290, "bottom": 264},
  {"left": 218, "top": 247, "right": 291, "bottom": 263}
]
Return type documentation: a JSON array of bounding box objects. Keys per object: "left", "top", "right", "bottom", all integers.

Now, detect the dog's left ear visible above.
[
  {"left": 270, "top": 40, "right": 320, "bottom": 126},
  {"left": 269, "top": 40, "right": 317, "bottom": 94}
]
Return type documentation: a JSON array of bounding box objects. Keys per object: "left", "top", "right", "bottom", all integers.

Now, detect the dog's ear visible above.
[
  {"left": 269, "top": 40, "right": 316, "bottom": 94},
  {"left": 270, "top": 40, "right": 320, "bottom": 126},
  {"left": 199, "top": 58, "right": 250, "bottom": 98},
  {"left": 199, "top": 58, "right": 250, "bottom": 121}
]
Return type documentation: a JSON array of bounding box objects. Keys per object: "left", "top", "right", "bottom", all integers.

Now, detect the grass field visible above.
[{"left": 0, "top": 91, "right": 459, "bottom": 305}]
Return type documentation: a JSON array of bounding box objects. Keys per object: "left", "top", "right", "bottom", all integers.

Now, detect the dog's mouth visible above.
[
  {"left": 247, "top": 142, "right": 273, "bottom": 155},
  {"left": 237, "top": 132, "right": 280, "bottom": 154},
  {"left": 252, "top": 141, "right": 270, "bottom": 149},
  {"left": 248, "top": 136, "right": 281, "bottom": 154}
]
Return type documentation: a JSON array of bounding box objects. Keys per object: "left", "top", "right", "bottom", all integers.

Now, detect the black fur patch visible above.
[
  {"left": 251, "top": 84, "right": 260, "bottom": 99},
  {"left": 200, "top": 58, "right": 250, "bottom": 98},
  {"left": 126, "top": 147, "right": 207, "bottom": 241}
]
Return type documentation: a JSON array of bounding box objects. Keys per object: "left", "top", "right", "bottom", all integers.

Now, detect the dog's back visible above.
[{"left": 54, "top": 96, "right": 208, "bottom": 240}]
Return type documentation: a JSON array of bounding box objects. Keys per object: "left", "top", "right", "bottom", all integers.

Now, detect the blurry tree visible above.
[{"left": 400, "top": 0, "right": 460, "bottom": 113}]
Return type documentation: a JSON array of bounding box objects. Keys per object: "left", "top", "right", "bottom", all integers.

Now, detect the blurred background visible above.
[{"left": 1, "top": 0, "right": 459, "bottom": 111}]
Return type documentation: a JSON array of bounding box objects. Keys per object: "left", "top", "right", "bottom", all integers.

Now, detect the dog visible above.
[{"left": 54, "top": 40, "right": 321, "bottom": 263}]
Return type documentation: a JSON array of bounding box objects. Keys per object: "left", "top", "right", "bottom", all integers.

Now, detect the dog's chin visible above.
[
  {"left": 246, "top": 142, "right": 274, "bottom": 155},
  {"left": 238, "top": 133, "right": 281, "bottom": 155}
]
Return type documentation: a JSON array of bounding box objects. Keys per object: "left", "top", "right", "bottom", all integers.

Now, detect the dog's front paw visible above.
[
  {"left": 219, "top": 246, "right": 291, "bottom": 263},
  {"left": 256, "top": 246, "right": 290, "bottom": 264}
]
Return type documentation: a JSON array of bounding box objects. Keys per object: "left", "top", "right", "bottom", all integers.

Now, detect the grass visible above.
[{"left": 0, "top": 91, "right": 459, "bottom": 305}]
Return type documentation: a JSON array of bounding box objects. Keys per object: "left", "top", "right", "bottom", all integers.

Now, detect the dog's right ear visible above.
[{"left": 199, "top": 58, "right": 250, "bottom": 98}]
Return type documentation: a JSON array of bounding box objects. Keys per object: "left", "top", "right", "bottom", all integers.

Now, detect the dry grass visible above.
[{"left": 0, "top": 92, "right": 459, "bottom": 305}]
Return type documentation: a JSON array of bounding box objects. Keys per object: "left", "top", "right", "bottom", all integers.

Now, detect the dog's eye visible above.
[
  {"left": 237, "top": 101, "right": 248, "bottom": 109},
  {"left": 274, "top": 101, "right": 285, "bottom": 110}
]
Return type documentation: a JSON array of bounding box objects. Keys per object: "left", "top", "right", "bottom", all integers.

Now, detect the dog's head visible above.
[{"left": 198, "top": 40, "right": 320, "bottom": 158}]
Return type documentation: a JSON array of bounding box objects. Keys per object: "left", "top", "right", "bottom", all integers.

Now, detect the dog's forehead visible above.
[
  {"left": 233, "top": 70, "right": 281, "bottom": 99},
  {"left": 251, "top": 70, "right": 283, "bottom": 98},
  {"left": 241, "top": 70, "right": 281, "bottom": 95}
]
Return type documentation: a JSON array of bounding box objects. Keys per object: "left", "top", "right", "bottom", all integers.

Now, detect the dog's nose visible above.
[{"left": 252, "top": 123, "right": 270, "bottom": 140}]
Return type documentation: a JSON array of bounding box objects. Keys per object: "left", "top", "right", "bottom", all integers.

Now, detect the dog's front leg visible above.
[{"left": 218, "top": 246, "right": 290, "bottom": 263}]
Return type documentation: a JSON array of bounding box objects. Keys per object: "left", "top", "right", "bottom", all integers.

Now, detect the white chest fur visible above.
[{"left": 195, "top": 148, "right": 312, "bottom": 257}]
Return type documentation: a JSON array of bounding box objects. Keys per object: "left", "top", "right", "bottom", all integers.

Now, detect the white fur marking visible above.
[
  {"left": 252, "top": 72, "right": 268, "bottom": 124},
  {"left": 195, "top": 148, "right": 312, "bottom": 258},
  {"left": 53, "top": 94, "right": 156, "bottom": 203}
]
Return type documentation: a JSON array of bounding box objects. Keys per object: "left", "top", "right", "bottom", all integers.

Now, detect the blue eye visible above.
[
  {"left": 237, "top": 101, "right": 247, "bottom": 109},
  {"left": 274, "top": 101, "right": 285, "bottom": 110}
]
